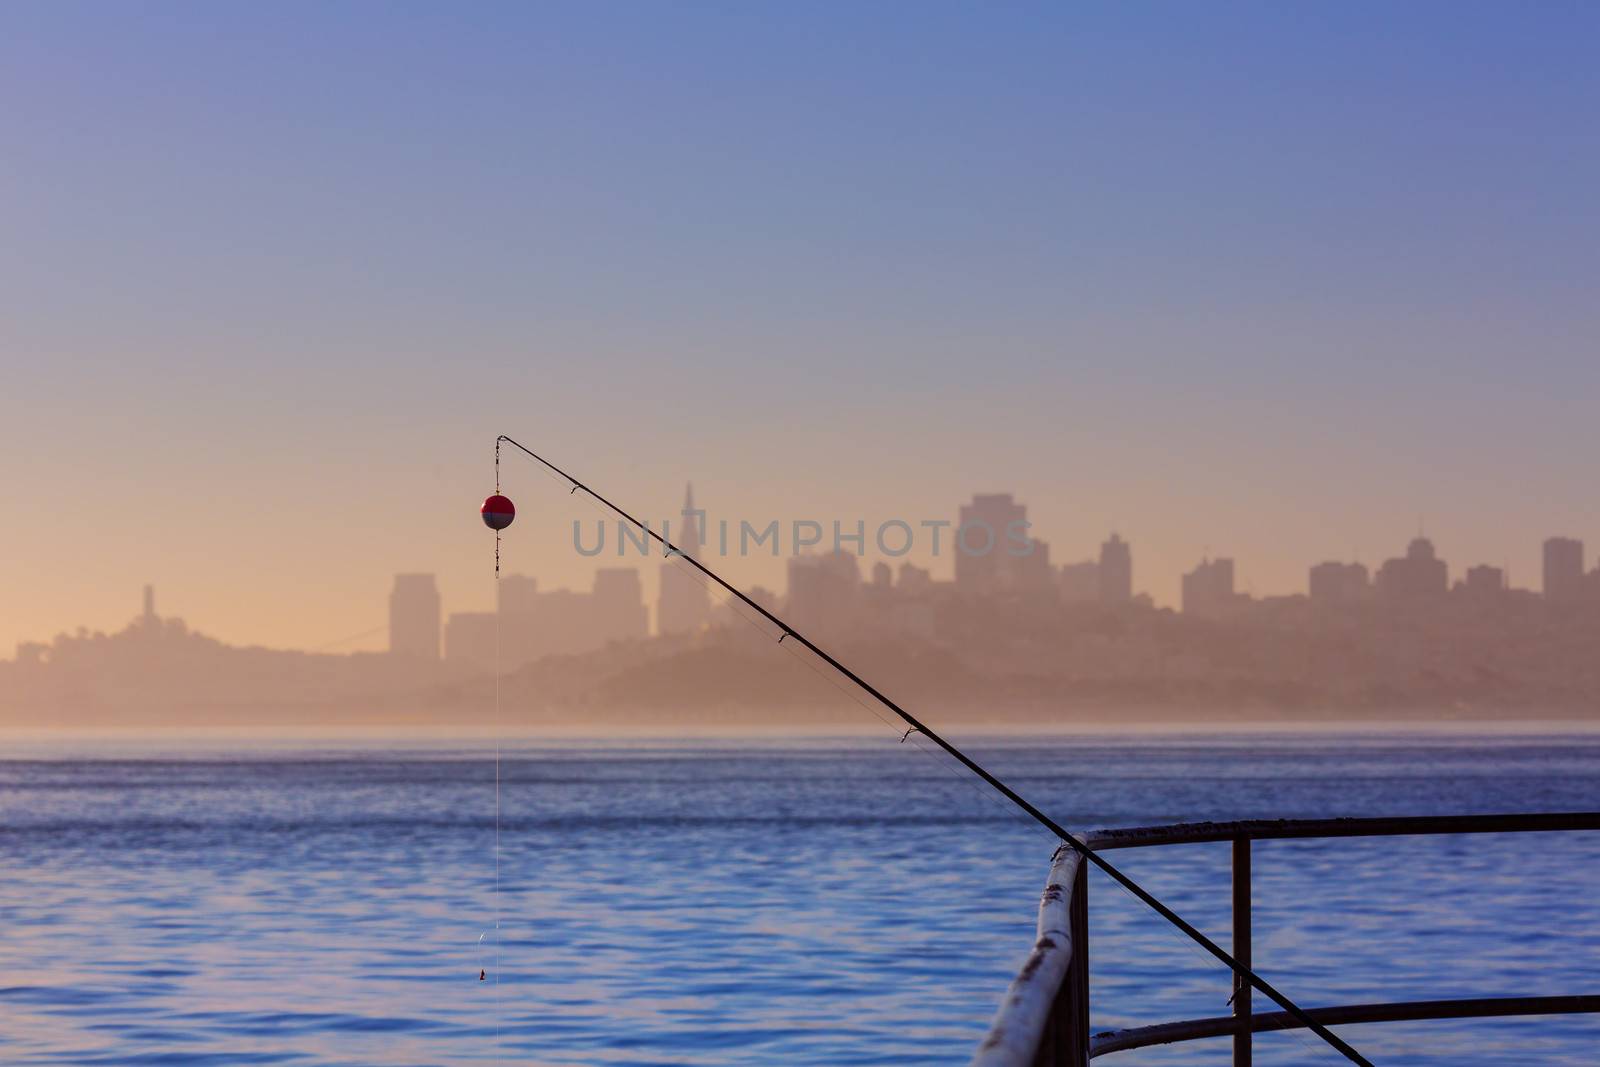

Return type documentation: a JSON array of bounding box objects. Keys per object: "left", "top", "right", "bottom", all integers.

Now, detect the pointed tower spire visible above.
[
  {"left": 657, "top": 481, "right": 711, "bottom": 635},
  {"left": 680, "top": 482, "right": 702, "bottom": 560}
]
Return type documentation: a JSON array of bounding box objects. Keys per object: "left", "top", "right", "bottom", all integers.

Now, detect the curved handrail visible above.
[
  {"left": 1085, "top": 811, "right": 1600, "bottom": 850},
  {"left": 1090, "top": 995, "right": 1600, "bottom": 1057},
  {"left": 972, "top": 811, "right": 1600, "bottom": 1066},
  {"left": 971, "top": 847, "right": 1083, "bottom": 1067}
]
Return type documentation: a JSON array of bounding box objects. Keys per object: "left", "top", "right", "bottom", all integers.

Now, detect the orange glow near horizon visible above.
[{"left": 2, "top": 3, "right": 1597, "bottom": 658}]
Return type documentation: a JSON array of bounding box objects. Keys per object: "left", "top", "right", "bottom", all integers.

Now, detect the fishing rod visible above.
[{"left": 493, "top": 434, "right": 1372, "bottom": 1067}]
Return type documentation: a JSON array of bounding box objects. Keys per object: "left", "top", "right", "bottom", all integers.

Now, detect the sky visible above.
[{"left": 2, "top": 1, "right": 1598, "bottom": 654}]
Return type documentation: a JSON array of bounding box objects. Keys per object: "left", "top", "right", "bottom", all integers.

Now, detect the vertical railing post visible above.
[
  {"left": 1070, "top": 854, "right": 1089, "bottom": 1064},
  {"left": 1232, "top": 835, "right": 1252, "bottom": 1067},
  {"left": 1033, "top": 852, "right": 1091, "bottom": 1067}
]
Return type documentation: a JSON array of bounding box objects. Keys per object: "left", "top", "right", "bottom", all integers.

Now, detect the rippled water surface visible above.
[{"left": 2, "top": 731, "right": 1597, "bottom": 1065}]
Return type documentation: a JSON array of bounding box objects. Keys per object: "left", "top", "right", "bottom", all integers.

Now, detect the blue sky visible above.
[{"left": 2, "top": 2, "right": 1597, "bottom": 649}]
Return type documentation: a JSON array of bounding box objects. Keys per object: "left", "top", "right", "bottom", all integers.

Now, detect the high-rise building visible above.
[
  {"left": 1543, "top": 537, "right": 1586, "bottom": 602},
  {"left": 389, "top": 574, "right": 441, "bottom": 660},
  {"left": 1014, "top": 538, "right": 1052, "bottom": 597},
  {"left": 955, "top": 493, "right": 1028, "bottom": 594},
  {"left": 1462, "top": 564, "right": 1506, "bottom": 599},
  {"left": 657, "top": 483, "right": 712, "bottom": 636},
  {"left": 1181, "top": 558, "right": 1236, "bottom": 617},
  {"left": 1098, "top": 534, "right": 1132, "bottom": 605},
  {"left": 452, "top": 567, "right": 649, "bottom": 669},
  {"left": 444, "top": 611, "right": 495, "bottom": 669},
  {"left": 493, "top": 573, "right": 538, "bottom": 665},
  {"left": 498, "top": 574, "right": 539, "bottom": 616},
  {"left": 1309, "top": 561, "right": 1370, "bottom": 605},
  {"left": 593, "top": 568, "right": 649, "bottom": 642},
  {"left": 1375, "top": 538, "right": 1447, "bottom": 600},
  {"left": 787, "top": 552, "right": 861, "bottom": 636}
]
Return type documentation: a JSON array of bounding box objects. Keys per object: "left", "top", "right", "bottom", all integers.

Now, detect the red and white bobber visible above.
[{"left": 481, "top": 494, "right": 515, "bottom": 530}]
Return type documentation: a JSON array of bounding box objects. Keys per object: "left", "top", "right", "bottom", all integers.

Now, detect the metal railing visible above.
[{"left": 971, "top": 812, "right": 1600, "bottom": 1066}]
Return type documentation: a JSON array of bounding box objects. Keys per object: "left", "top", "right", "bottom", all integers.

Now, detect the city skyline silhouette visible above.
[
  {"left": 8, "top": 484, "right": 1600, "bottom": 730},
  {"left": 4, "top": 8, "right": 1599, "bottom": 1067},
  {"left": 11, "top": 481, "right": 1598, "bottom": 657},
  {"left": 5, "top": 4, "right": 1598, "bottom": 661}
]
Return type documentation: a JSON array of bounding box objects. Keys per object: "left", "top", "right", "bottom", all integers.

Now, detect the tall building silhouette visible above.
[
  {"left": 498, "top": 574, "right": 539, "bottom": 615},
  {"left": 593, "top": 569, "right": 649, "bottom": 641},
  {"left": 443, "top": 611, "right": 492, "bottom": 667},
  {"left": 1462, "top": 563, "right": 1506, "bottom": 599},
  {"left": 657, "top": 483, "right": 712, "bottom": 636},
  {"left": 956, "top": 493, "right": 1027, "bottom": 594},
  {"left": 787, "top": 552, "right": 861, "bottom": 636},
  {"left": 388, "top": 574, "right": 441, "bottom": 660},
  {"left": 1098, "top": 533, "right": 1132, "bottom": 605},
  {"left": 952, "top": 493, "right": 1050, "bottom": 595},
  {"left": 1543, "top": 537, "right": 1586, "bottom": 602},
  {"left": 1376, "top": 538, "right": 1447, "bottom": 600},
  {"left": 448, "top": 567, "right": 648, "bottom": 670},
  {"left": 1015, "top": 536, "right": 1051, "bottom": 596},
  {"left": 1181, "top": 557, "right": 1235, "bottom": 616}
]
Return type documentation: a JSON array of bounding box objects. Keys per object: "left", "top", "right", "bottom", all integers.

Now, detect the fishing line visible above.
[
  {"left": 765, "top": 641, "right": 1306, "bottom": 1052},
  {"left": 659, "top": 544, "right": 1037, "bottom": 828},
  {"left": 617, "top": 533, "right": 1329, "bottom": 1060},
  {"left": 493, "top": 441, "right": 503, "bottom": 1060},
  {"left": 674, "top": 565, "right": 1337, "bottom": 1063},
  {"left": 554, "top": 472, "right": 914, "bottom": 742},
  {"left": 649, "top": 531, "right": 1027, "bottom": 825},
  {"left": 308, "top": 623, "right": 388, "bottom": 653},
  {"left": 496, "top": 488, "right": 1327, "bottom": 1065},
  {"left": 491, "top": 435, "right": 1371, "bottom": 1067},
  {"left": 649, "top": 525, "right": 1012, "bottom": 795},
  {"left": 517, "top": 456, "right": 1035, "bottom": 846},
  {"left": 1085, "top": 846, "right": 1344, "bottom": 1065},
  {"left": 755, "top": 602, "right": 1043, "bottom": 825}
]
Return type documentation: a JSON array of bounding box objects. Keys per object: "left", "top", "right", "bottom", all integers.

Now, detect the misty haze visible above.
[
  {"left": 8, "top": 494, "right": 1600, "bottom": 730},
  {"left": 3, "top": 4, "right": 1598, "bottom": 1066}
]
